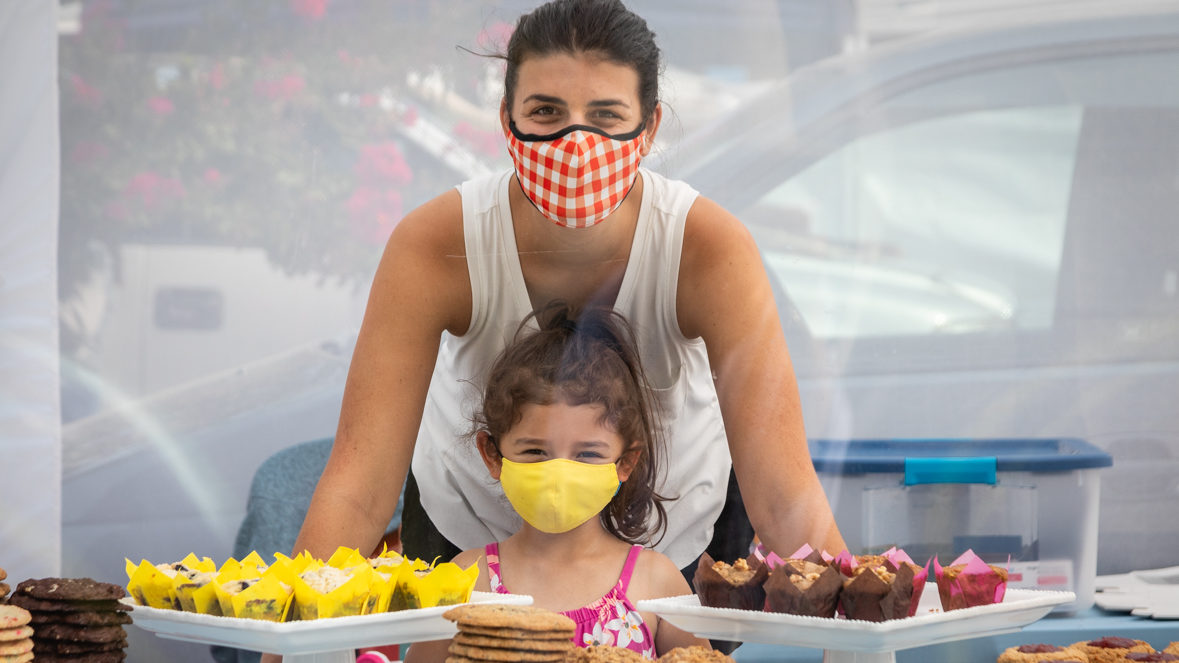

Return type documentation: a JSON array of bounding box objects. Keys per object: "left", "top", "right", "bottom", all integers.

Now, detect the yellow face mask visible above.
[{"left": 499, "top": 458, "right": 621, "bottom": 534}]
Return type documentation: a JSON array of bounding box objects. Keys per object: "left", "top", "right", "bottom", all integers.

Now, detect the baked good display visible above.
[
  {"left": 763, "top": 558, "right": 842, "bottom": 618},
  {"left": 997, "top": 643, "right": 1090, "bottom": 662},
  {"left": 692, "top": 552, "right": 769, "bottom": 611},
  {"left": 8, "top": 577, "right": 129, "bottom": 662},
  {"left": 934, "top": 550, "right": 1009, "bottom": 611},
  {"left": 125, "top": 548, "right": 477, "bottom": 621},
  {"left": 1069, "top": 637, "right": 1154, "bottom": 663},
  {"left": 442, "top": 603, "right": 574, "bottom": 663},
  {"left": 656, "top": 645, "right": 736, "bottom": 662}
]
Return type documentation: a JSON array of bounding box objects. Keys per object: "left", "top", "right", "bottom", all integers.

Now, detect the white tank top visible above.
[{"left": 411, "top": 168, "right": 730, "bottom": 568}]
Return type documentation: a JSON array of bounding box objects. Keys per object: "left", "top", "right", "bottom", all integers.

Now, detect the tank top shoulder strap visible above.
[
  {"left": 484, "top": 542, "right": 510, "bottom": 594},
  {"left": 615, "top": 544, "right": 644, "bottom": 594}
]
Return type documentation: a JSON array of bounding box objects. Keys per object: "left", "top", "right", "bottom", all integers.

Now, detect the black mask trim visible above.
[{"left": 508, "top": 119, "right": 646, "bottom": 143}]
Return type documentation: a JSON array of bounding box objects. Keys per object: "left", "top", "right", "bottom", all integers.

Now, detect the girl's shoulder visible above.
[{"left": 630, "top": 547, "right": 692, "bottom": 601}]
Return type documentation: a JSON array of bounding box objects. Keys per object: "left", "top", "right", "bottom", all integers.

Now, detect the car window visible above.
[
  {"left": 755, "top": 105, "right": 1080, "bottom": 338},
  {"left": 742, "top": 48, "right": 1179, "bottom": 373}
]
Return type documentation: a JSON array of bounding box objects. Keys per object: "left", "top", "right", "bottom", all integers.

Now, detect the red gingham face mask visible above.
[{"left": 506, "top": 120, "right": 647, "bottom": 228}]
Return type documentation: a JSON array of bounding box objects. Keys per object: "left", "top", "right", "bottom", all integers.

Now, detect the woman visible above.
[{"left": 293, "top": 0, "right": 845, "bottom": 580}]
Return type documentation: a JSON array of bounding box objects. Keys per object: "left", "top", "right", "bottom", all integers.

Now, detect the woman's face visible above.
[{"left": 502, "top": 51, "right": 658, "bottom": 143}]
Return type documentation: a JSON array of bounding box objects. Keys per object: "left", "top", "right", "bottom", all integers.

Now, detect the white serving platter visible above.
[
  {"left": 125, "top": 591, "right": 532, "bottom": 656},
  {"left": 637, "top": 587, "right": 1074, "bottom": 654}
]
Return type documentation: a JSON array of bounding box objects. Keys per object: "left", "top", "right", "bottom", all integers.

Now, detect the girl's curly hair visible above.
[{"left": 471, "top": 300, "right": 669, "bottom": 545}]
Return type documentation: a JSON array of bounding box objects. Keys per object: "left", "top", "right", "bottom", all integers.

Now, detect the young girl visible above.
[{"left": 404, "top": 302, "right": 709, "bottom": 661}]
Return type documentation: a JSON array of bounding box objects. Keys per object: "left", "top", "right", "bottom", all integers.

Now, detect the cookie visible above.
[
  {"left": 14, "top": 578, "right": 126, "bottom": 602},
  {"left": 1166, "top": 643, "right": 1179, "bottom": 656},
  {"left": 565, "top": 645, "right": 649, "bottom": 662},
  {"left": 460, "top": 625, "right": 575, "bottom": 640},
  {"left": 0, "top": 583, "right": 9, "bottom": 598},
  {"left": 1069, "top": 637, "right": 1153, "bottom": 663},
  {"left": 34, "top": 638, "right": 127, "bottom": 654},
  {"left": 448, "top": 641, "right": 567, "bottom": 661},
  {"left": 0, "top": 638, "right": 32, "bottom": 656},
  {"left": 454, "top": 632, "right": 572, "bottom": 652},
  {"left": 6, "top": 594, "right": 130, "bottom": 613},
  {"left": 0, "top": 626, "right": 32, "bottom": 642},
  {"left": 0, "top": 652, "right": 32, "bottom": 663},
  {"left": 657, "top": 646, "right": 736, "bottom": 662},
  {"left": 30, "top": 651, "right": 126, "bottom": 663},
  {"left": 0, "top": 607, "right": 30, "bottom": 629},
  {"left": 33, "top": 623, "right": 126, "bottom": 643},
  {"left": 997, "top": 644, "right": 1090, "bottom": 662},
  {"left": 443, "top": 604, "right": 576, "bottom": 633},
  {"left": 30, "top": 610, "right": 132, "bottom": 626}
]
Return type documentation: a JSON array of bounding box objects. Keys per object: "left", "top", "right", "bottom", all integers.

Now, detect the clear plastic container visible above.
[{"left": 809, "top": 438, "right": 1112, "bottom": 613}]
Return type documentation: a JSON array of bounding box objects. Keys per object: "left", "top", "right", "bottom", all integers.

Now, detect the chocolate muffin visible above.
[{"left": 692, "top": 553, "right": 769, "bottom": 612}]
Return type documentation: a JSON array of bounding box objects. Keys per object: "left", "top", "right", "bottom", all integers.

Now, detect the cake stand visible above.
[
  {"left": 637, "top": 588, "right": 1075, "bottom": 663},
  {"left": 125, "top": 591, "right": 532, "bottom": 663}
]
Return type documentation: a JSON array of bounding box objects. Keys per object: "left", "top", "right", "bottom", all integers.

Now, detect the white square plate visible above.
[
  {"left": 125, "top": 591, "right": 533, "bottom": 655},
  {"left": 637, "top": 587, "right": 1074, "bottom": 653}
]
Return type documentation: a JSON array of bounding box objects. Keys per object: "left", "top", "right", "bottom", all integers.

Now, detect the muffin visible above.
[
  {"left": 763, "top": 558, "right": 842, "bottom": 618},
  {"left": 997, "top": 643, "right": 1089, "bottom": 662},
  {"left": 838, "top": 559, "right": 917, "bottom": 622},
  {"left": 1069, "top": 637, "right": 1153, "bottom": 663},
  {"left": 1166, "top": 643, "right": 1179, "bottom": 656},
  {"left": 692, "top": 552, "right": 769, "bottom": 611},
  {"left": 935, "top": 551, "right": 1009, "bottom": 611}
]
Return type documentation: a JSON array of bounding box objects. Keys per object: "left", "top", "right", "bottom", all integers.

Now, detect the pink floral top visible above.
[{"left": 485, "top": 542, "right": 656, "bottom": 659}]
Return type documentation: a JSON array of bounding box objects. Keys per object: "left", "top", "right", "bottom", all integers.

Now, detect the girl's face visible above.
[
  {"left": 501, "top": 51, "right": 660, "bottom": 147},
  {"left": 478, "top": 401, "right": 639, "bottom": 480}
]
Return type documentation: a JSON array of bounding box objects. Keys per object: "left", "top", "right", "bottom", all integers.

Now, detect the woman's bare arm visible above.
[
  {"left": 292, "top": 189, "right": 471, "bottom": 561},
  {"left": 678, "top": 196, "right": 846, "bottom": 557}
]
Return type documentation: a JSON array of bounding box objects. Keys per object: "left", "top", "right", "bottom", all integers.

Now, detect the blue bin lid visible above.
[{"left": 808, "top": 437, "right": 1113, "bottom": 473}]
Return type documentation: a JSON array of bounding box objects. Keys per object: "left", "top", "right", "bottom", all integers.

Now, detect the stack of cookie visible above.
[
  {"left": 0, "top": 604, "right": 34, "bottom": 663},
  {"left": 442, "top": 603, "right": 575, "bottom": 663},
  {"left": 8, "top": 577, "right": 131, "bottom": 662}
]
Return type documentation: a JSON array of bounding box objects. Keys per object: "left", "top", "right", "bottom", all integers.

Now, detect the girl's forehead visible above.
[{"left": 513, "top": 52, "right": 640, "bottom": 102}]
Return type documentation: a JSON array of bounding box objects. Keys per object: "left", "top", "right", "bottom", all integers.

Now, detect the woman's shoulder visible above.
[{"left": 391, "top": 187, "right": 463, "bottom": 249}]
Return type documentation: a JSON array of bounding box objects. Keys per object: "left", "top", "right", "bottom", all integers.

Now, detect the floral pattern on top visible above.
[{"left": 485, "top": 542, "right": 656, "bottom": 659}]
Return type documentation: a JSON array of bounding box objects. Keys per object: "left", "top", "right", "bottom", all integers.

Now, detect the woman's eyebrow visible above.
[
  {"left": 522, "top": 93, "right": 566, "bottom": 106},
  {"left": 587, "top": 99, "right": 629, "bottom": 108}
]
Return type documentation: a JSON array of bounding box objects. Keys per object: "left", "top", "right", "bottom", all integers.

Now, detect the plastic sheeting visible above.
[{"left": 0, "top": 0, "right": 62, "bottom": 579}]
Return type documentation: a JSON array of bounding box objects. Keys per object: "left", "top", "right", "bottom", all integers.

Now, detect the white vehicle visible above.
[{"left": 651, "top": 1, "right": 1179, "bottom": 575}]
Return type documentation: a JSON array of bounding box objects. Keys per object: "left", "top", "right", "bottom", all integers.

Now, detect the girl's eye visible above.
[
  {"left": 521, "top": 448, "right": 546, "bottom": 456},
  {"left": 577, "top": 451, "right": 605, "bottom": 460}
]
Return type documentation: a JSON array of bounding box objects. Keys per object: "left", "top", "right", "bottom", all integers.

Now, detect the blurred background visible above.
[{"left": 1, "top": 0, "right": 1178, "bottom": 661}]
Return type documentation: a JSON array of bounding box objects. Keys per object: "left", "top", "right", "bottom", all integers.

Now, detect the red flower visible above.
[
  {"left": 255, "top": 74, "right": 306, "bottom": 101},
  {"left": 147, "top": 96, "right": 174, "bottom": 116},
  {"left": 123, "top": 171, "right": 186, "bottom": 210},
  {"left": 70, "top": 74, "right": 103, "bottom": 108},
  {"left": 476, "top": 21, "right": 514, "bottom": 51},
  {"left": 290, "top": 0, "right": 329, "bottom": 20},
  {"left": 354, "top": 142, "right": 413, "bottom": 188}
]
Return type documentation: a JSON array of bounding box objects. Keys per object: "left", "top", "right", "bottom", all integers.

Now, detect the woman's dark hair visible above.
[
  {"left": 472, "top": 300, "right": 668, "bottom": 545},
  {"left": 503, "top": 0, "right": 661, "bottom": 122}
]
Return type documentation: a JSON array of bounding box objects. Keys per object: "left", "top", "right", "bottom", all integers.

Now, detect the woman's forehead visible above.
[{"left": 513, "top": 52, "right": 640, "bottom": 103}]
